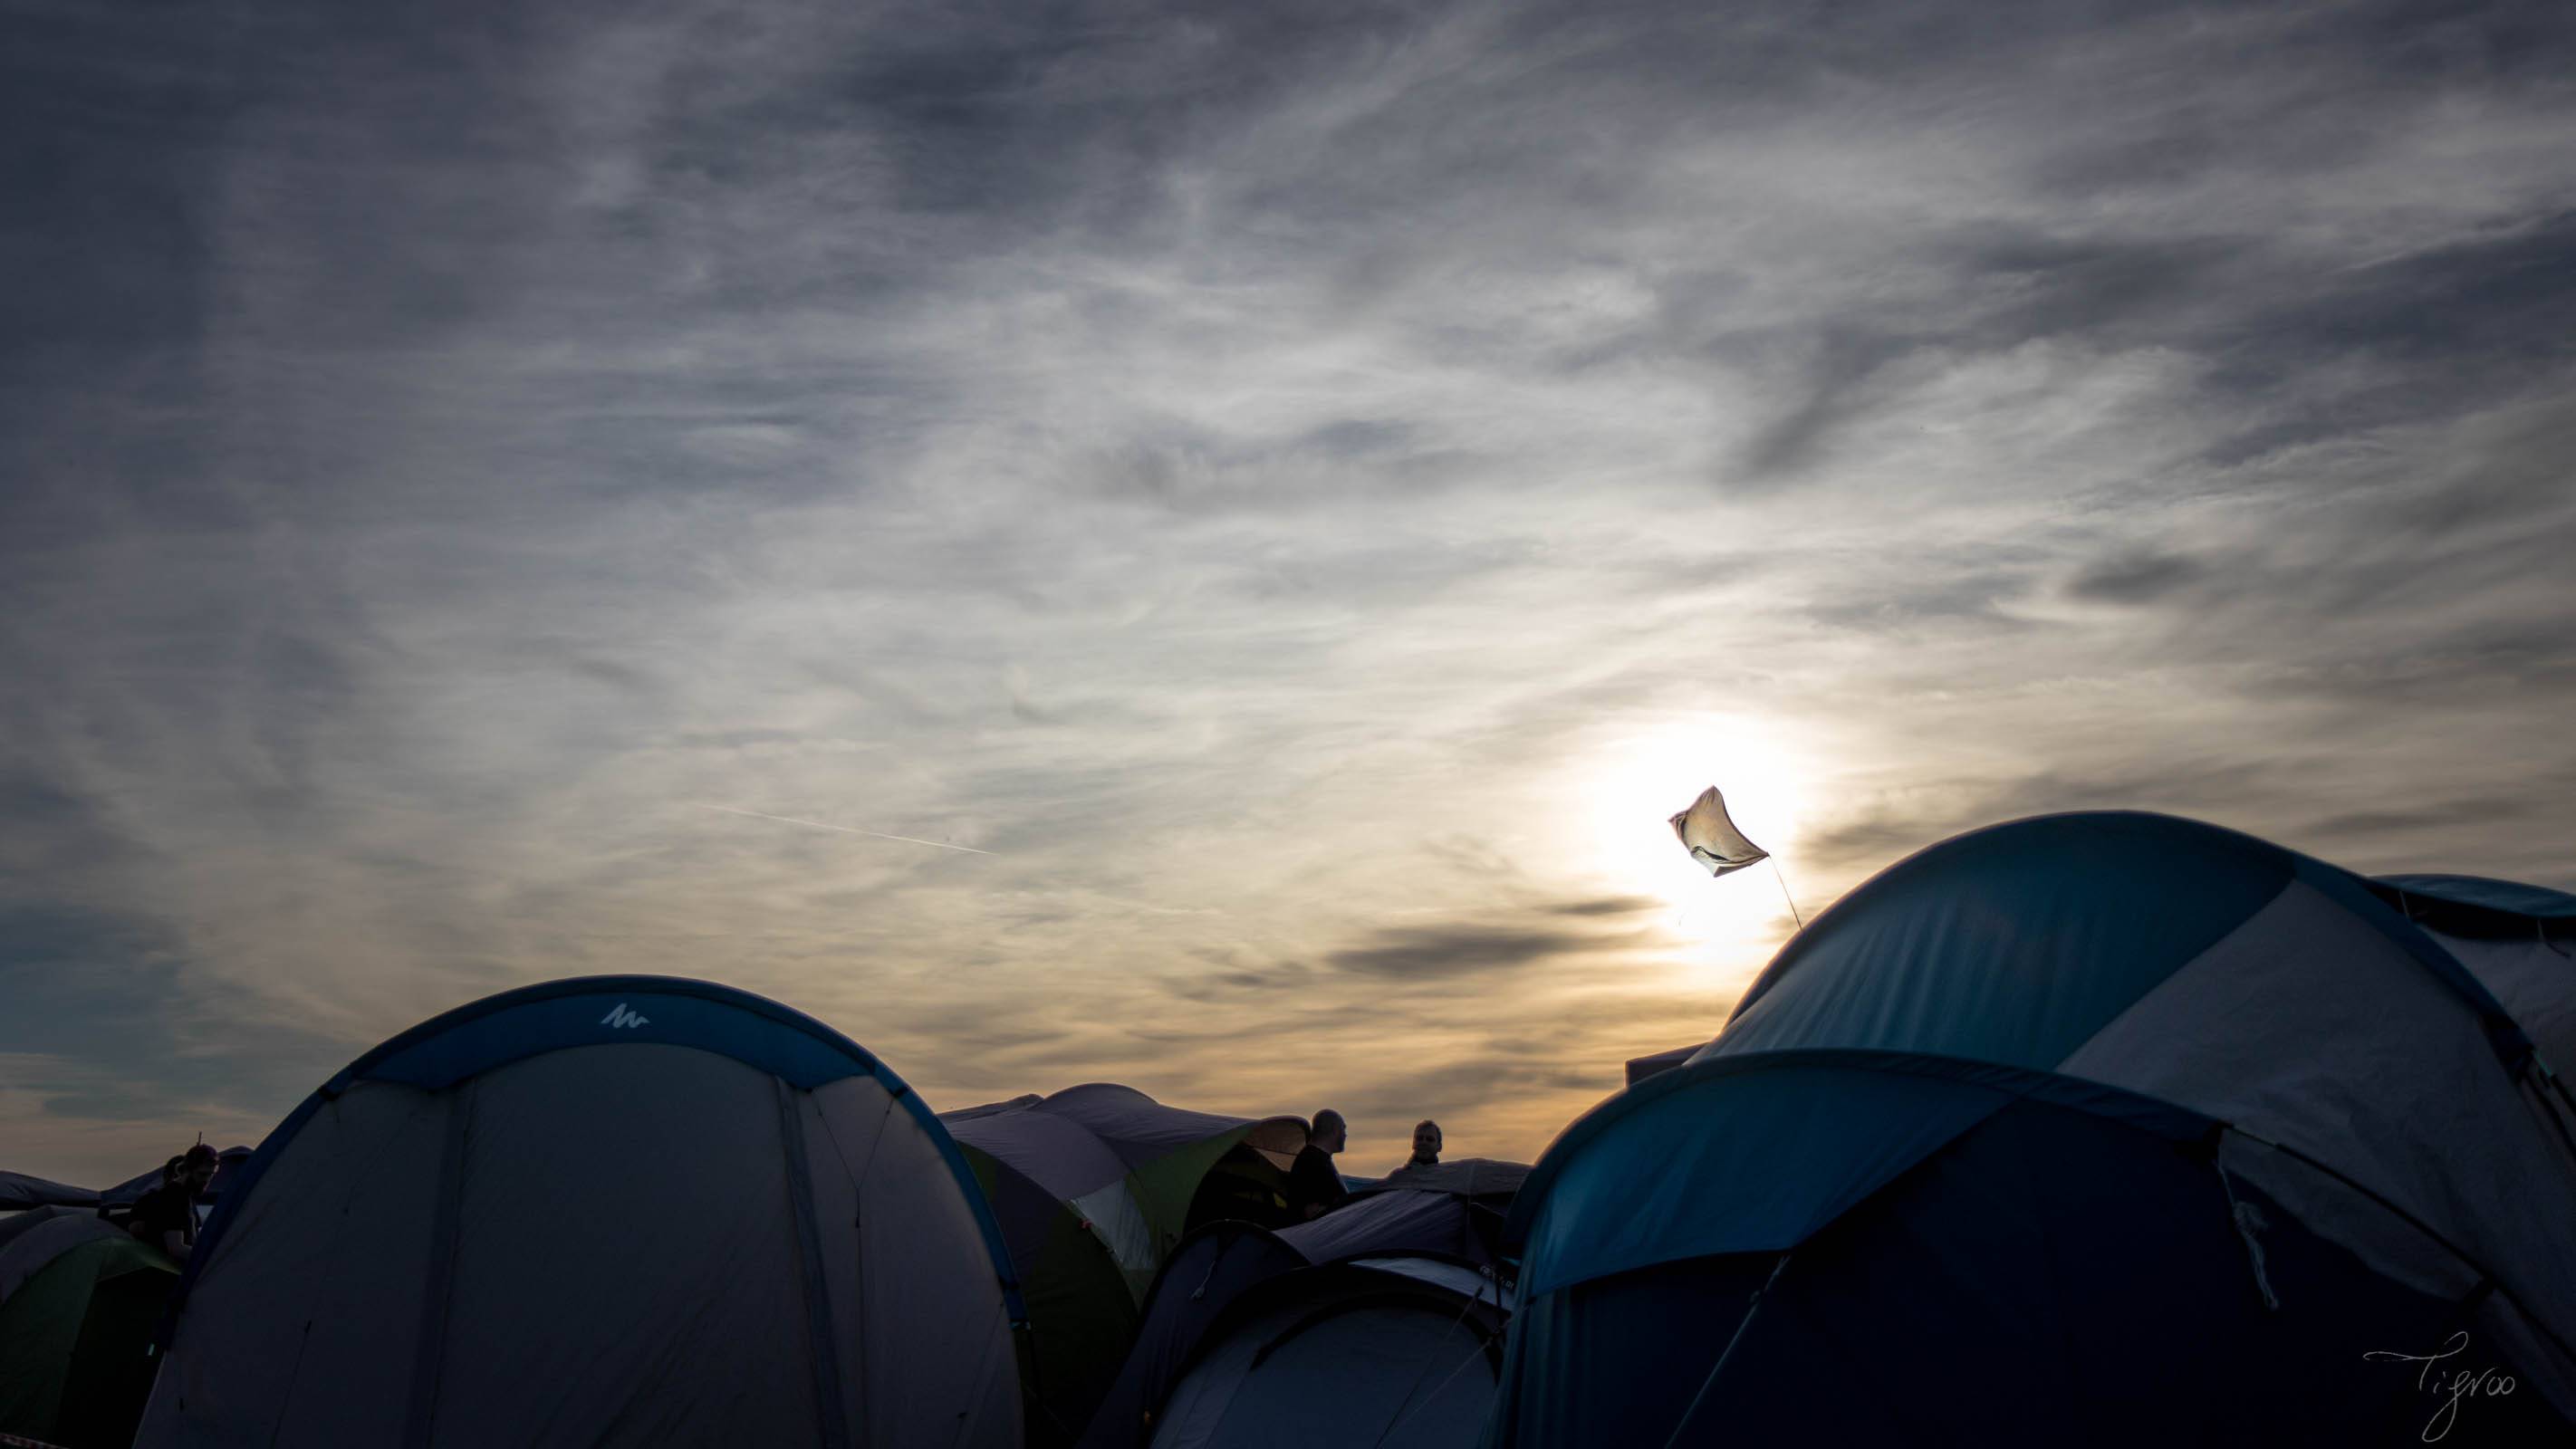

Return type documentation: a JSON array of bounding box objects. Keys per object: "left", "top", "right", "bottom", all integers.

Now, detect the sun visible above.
[{"left": 1565, "top": 714, "right": 1816, "bottom": 957}]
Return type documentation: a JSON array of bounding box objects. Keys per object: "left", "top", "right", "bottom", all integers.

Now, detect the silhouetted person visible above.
[
  {"left": 1407, "top": 1118, "right": 1442, "bottom": 1169},
  {"left": 129, "top": 1144, "right": 217, "bottom": 1262},
  {"left": 1288, "top": 1108, "right": 1350, "bottom": 1222}
]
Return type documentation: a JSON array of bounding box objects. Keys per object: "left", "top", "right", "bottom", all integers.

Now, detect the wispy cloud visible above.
[
  {"left": 697, "top": 802, "right": 995, "bottom": 854},
  {"left": 6, "top": 0, "right": 2574, "bottom": 1177}
]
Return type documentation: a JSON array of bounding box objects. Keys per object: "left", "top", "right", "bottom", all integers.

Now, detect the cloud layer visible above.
[{"left": 6, "top": 0, "right": 2574, "bottom": 1181}]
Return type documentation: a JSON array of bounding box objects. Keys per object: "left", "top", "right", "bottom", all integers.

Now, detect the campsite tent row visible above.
[
  {"left": 93, "top": 979, "right": 1491, "bottom": 1449},
  {"left": 15, "top": 809, "right": 2570, "bottom": 1445}
]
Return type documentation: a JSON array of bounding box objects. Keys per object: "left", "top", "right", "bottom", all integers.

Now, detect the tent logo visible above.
[{"left": 600, "top": 1003, "right": 650, "bottom": 1030}]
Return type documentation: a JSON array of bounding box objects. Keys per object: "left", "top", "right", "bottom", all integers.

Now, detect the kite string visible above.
[{"left": 1769, "top": 859, "right": 1804, "bottom": 931}]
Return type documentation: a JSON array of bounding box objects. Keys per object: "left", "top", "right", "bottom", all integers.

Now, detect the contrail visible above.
[{"left": 697, "top": 803, "right": 995, "bottom": 855}]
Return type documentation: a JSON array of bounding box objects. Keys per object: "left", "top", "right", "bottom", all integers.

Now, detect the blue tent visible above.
[
  {"left": 2373, "top": 872, "right": 2576, "bottom": 1087},
  {"left": 137, "top": 975, "right": 1024, "bottom": 1448},
  {"left": 1491, "top": 812, "right": 2576, "bottom": 1446}
]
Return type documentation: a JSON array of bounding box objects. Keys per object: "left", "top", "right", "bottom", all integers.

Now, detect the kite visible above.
[{"left": 1669, "top": 785, "right": 1770, "bottom": 878}]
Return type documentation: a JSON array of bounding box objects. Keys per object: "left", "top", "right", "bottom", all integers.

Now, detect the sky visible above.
[{"left": 5, "top": 0, "right": 2574, "bottom": 1185}]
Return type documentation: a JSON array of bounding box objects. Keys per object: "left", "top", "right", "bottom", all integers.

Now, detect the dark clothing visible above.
[
  {"left": 1286, "top": 1145, "right": 1350, "bottom": 1220},
  {"left": 128, "top": 1182, "right": 197, "bottom": 1251}
]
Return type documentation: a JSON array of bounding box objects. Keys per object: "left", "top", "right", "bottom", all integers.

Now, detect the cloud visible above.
[
  {"left": 6, "top": 0, "right": 2576, "bottom": 1178},
  {"left": 1546, "top": 894, "right": 1663, "bottom": 918},
  {"left": 2066, "top": 552, "right": 2205, "bottom": 606},
  {"left": 1328, "top": 923, "right": 1630, "bottom": 980}
]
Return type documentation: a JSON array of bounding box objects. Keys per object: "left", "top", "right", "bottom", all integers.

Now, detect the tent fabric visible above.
[
  {"left": 134, "top": 975, "right": 1021, "bottom": 1449},
  {"left": 0, "top": 1174, "right": 98, "bottom": 1213},
  {"left": 0, "top": 1214, "right": 130, "bottom": 1306},
  {"left": 1341, "top": 1257, "right": 1507, "bottom": 1309},
  {"left": 1144, "top": 1262, "right": 1504, "bottom": 1449},
  {"left": 2376, "top": 872, "right": 2576, "bottom": 927},
  {"left": 1715, "top": 813, "right": 2522, "bottom": 1069},
  {"left": 1514, "top": 1051, "right": 2208, "bottom": 1297},
  {"left": 0, "top": 1225, "right": 175, "bottom": 1448},
  {"left": 1621, "top": 1043, "right": 1701, "bottom": 1088},
  {"left": 1493, "top": 1094, "right": 2572, "bottom": 1447},
  {"left": 1716, "top": 811, "right": 2297, "bottom": 1060},
  {"left": 2050, "top": 876, "right": 2576, "bottom": 1389},
  {"left": 941, "top": 1086, "right": 1303, "bottom": 1443},
  {"left": 1277, "top": 1187, "right": 1500, "bottom": 1270},
  {"left": 0, "top": 1205, "right": 95, "bottom": 1260},
  {"left": 1364, "top": 1158, "right": 1529, "bottom": 1201},
  {"left": 1081, "top": 1185, "right": 1518, "bottom": 1449},
  {"left": 1680, "top": 815, "right": 2570, "bottom": 1344},
  {"left": 1494, "top": 812, "right": 2576, "bottom": 1444},
  {"left": 2369, "top": 870, "right": 2576, "bottom": 1081},
  {"left": 2435, "top": 932, "right": 2576, "bottom": 1080},
  {"left": 1074, "top": 1224, "right": 1311, "bottom": 1449},
  {"left": 945, "top": 1086, "right": 1242, "bottom": 1284}
]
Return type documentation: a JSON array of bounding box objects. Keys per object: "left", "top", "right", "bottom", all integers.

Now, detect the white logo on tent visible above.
[{"left": 601, "top": 1003, "right": 650, "bottom": 1030}]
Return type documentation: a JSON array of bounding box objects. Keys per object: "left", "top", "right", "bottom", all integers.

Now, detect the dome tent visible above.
[
  {"left": 1081, "top": 1176, "right": 1519, "bottom": 1449},
  {"left": 940, "top": 1085, "right": 1309, "bottom": 1443},
  {"left": 135, "top": 975, "right": 1024, "bottom": 1449},
  {"left": 0, "top": 1209, "right": 175, "bottom": 1448},
  {"left": 1143, "top": 1255, "right": 1504, "bottom": 1449},
  {"left": 1491, "top": 812, "right": 2576, "bottom": 1447}
]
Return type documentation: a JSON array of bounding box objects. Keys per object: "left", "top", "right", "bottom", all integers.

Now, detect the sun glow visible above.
[{"left": 1569, "top": 714, "right": 1818, "bottom": 968}]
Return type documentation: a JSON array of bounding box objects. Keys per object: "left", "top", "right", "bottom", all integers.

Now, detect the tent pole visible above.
[{"left": 1657, "top": 1251, "right": 1793, "bottom": 1449}]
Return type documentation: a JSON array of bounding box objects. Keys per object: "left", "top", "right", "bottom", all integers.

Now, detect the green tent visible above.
[
  {"left": 941, "top": 1087, "right": 1310, "bottom": 1444},
  {"left": 0, "top": 1221, "right": 177, "bottom": 1448}
]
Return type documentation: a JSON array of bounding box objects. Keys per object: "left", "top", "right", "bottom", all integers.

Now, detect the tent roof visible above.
[
  {"left": 1140, "top": 1258, "right": 1505, "bottom": 1449},
  {"left": 2373, "top": 873, "right": 2576, "bottom": 937},
  {"left": 1279, "top": 1182, "right": 1505, "bottom": 1269},
  {"left": 329, "top": 974, "right": 921, "bottom": 1093},
  {"left": 1, "top": 1213, "right": 139, "bottom": 1306},
  {"left": 1362, "top": 1158, "right": 1531, "bottom": 1201},
  {"left": 0, "top": 1174, "right": 96, "bottom": 1213},
  {"left": 1715, "top": 811, "right": 2523, "bottom": 1070},
  {"left": 1507, "top": 1049, "right": 2208, "bottom": 1294},
  {"left": 1624, "top": 1044, "right": 1702, "bottom": 1087},
  {"left": 189, "top": 974, "right": 1021, "bottom": 1321},
  {"left": 941, "top": 1084, "right": 1292, "bottom": 1200}
]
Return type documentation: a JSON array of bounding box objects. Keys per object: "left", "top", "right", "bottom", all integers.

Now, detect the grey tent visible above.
[
  {"left": 1141, "top": 1255, "right": 1505, "bottom": 1449},
  {"left": 0, "top": 1173, "right": 99, "bottom": 1213},
  {"left": 135, "top": 975, "right": 1024, "bottom": 1448},
  {"left": 1080, "top": 1178, "right": 1518, "bottom": 1449}
]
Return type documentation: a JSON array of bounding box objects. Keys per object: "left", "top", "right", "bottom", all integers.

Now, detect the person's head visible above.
[
  {"left": 1310, "top": 1109, "right": 1347, "bottom": 1155},
  {"left": 1410, "top": 1119, "right": 1442, "bottom": 1165},
  {"left": 178, "top": 1144, "right": 220, "bottom": 1192}
]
